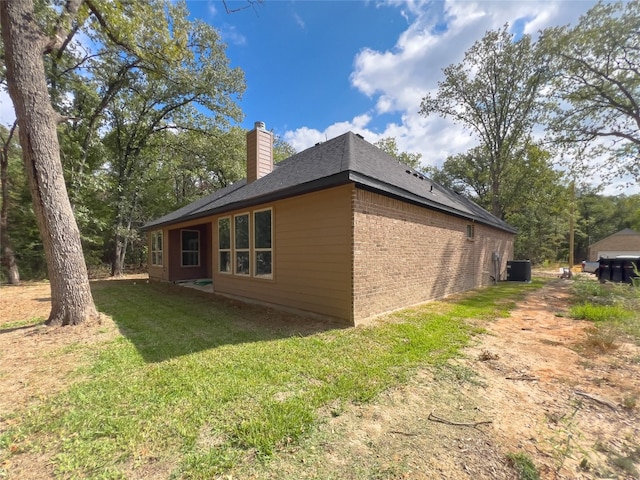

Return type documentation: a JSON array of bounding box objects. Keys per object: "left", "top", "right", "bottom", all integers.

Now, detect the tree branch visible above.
[
  {"left": 84, "top": 0, "right": 136, "bottom": 55},
  {"left": 43, "top": 0, "right": 84, "bottom": 54}
]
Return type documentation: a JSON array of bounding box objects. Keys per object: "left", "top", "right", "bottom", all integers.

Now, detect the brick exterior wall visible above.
[{"left": 352, "top": 189, "right": 514, "bottom": 323}]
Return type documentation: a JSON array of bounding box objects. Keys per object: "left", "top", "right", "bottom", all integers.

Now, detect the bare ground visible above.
[{"left": 1, "top": 274, "right": 639, "bottom": 479}]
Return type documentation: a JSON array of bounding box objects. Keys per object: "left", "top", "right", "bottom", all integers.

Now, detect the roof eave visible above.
[
  {"left": 348, "top": 171, "right": 517, "bottom": 234},
  {"left": 141, "top": 172, "right": 353, "bottom": 231}
]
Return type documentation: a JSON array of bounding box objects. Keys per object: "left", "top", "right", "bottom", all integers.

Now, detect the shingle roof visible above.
[{"left": 143, "top": 132, "right": 516, "bottom": 233}]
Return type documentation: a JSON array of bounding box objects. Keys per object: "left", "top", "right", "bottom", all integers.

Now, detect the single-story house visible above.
[
  {"left": 588, "top": 228, "right": 640, "bottom": 260},
  {"left": 143, "top": 122, "right": 515, "bottom": 326}
]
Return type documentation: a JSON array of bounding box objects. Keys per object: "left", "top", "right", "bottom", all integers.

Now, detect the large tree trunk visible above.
[
  {"left": 0, "top": 0, "right": 98, "bottom": 325},
  {"left": 111, "top": 232, "right": 125, "bottom": 277},
  {"left": 1, "top": 124, "right": 20, "bottom": 284}
]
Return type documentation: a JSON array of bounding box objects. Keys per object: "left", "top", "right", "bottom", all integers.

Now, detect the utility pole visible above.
[{"left": 569, "top": 180, "right": 575, "bottom": 269}]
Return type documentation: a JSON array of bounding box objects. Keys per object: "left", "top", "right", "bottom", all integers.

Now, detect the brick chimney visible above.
[{"left": 246, "top": 121, "right": 273, "bottom": 183}]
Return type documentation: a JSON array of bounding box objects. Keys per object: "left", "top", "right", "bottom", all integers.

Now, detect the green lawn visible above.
[{"left": 1, "top": 279, "right": 543, "bottom": 479}]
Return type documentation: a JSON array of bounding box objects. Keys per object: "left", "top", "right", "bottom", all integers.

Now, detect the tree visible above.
[
  {"left": 0, "top": 0, "right": 99, "bottom": 325},
  {"left": 374, "top": 137, "right": 422, "bottom": 169},
  {"left": 77, "top": 1, "right": 245, "bottom": 276},
  {"left": 432, "top": 143, "right": 566, "bottom": 262},
  {"left": 420, "top": 25, "right": 546, "bottom": 218},
  {"left": 273, "top": 135, "right": 297, "bottom": 163},
  {"left": 0, "top": 123, "right": 20, "bottom": 284},
  {"left": 1, "top": 0, "right": 246, "bottom": 320},
  {"left": 540, "top": 1, "right": 640, "bottom": 185}
]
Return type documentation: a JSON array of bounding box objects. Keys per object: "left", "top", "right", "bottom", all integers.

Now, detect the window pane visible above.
[
  {"left": 183, "top": 251, "right": 199, "bottom": 266},
  {"left": 181, "top": 230, "right": 199, "bottom": 266},
  {"left": 182, "top": 230, "right": 199, "bottom": 251},
  {"left": 255, "top": 251, "right": 272, "bottom": 276},
  {"left": 218, "top": 218, "right": 230, "bottom": 249},
  {"left": 254, "top": 210, "right": 272, "bottom": 249},
  {"left": 219, "top": 251, "right": 231, "bottom": 273},
  {"left": 236, "top": 251, "right": 250, "bottom": 275},
  {"left": 235, "top": 215, "right": 249, "bottom": 249},
  {"left": 157, "top": 232, "right": 162, "bottom": 251}
]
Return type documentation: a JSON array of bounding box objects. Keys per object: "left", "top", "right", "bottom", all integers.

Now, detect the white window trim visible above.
[
  {"left": 218, "top": 217, "right": 232, "bottom": 274},
  {"left": 234, "top": 213, "right": 251, "bottom": 276},
  {"left": 181, "top": 229, "right": 200, "bottom": 267},
  {"left": 253, "top": 208, "right": 273, "bottom": 278},
  {"left": 151, "top": 230, "right": 163, "bottom": 267}
]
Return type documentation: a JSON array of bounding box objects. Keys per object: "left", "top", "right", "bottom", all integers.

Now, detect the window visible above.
[
  {"left": 234, "top": 214, "right": 250, "bottom": 275},
  {"left": 151, "top": 230, "right": 163, "bottom": 266},
  {"left": 219, "top": 209, "right": 274, "bottom": 279},
  {"left": 218, "top": 217, "right": 231, "bottom": 273},
  {"left": 181, "top": 229, "right": 200, "bottom": 266},
  {"left": 254, "top": 209, "right": 272, "bottom": 277},
  {"left": 466, "top": 224, "right": 475, "bottom": 240}
]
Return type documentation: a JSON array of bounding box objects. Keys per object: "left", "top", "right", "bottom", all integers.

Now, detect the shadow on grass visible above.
[{"left": 91, "top": 279, "right": 346, "bottom": 363}]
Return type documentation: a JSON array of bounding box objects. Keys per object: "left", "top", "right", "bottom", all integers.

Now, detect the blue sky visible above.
[
  {"left": 0, "top": 0, "right": 627, "bottom": 191},
  {"left": 185, "top": 0, "right": 611, "bottom": 175}
]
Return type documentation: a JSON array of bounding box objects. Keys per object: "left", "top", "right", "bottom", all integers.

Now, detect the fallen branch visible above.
[
  {"left": 427, "top": 412, "right": 493, "bottom": 428},
  {"left": 505, "top": 375, "right": 538, "bottom": 381},
  {"left": 574, "top": 390, "right": 617, "bottom": 411},
  {"left": 389, "top": 430, "right": 420, "bottom": 437}
]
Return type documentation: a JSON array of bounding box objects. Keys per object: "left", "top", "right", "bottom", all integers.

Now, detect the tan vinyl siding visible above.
[
  {"left": 353, "top": 189, "right": 513, "bottom": 323},
  {"left": 213, "top": 184, "right": 354, "bottom": 323},
  {"left": 246, "top": 127, "right": 273, "bottom": 183}
]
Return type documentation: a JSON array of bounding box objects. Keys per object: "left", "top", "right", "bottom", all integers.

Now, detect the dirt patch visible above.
[{"left": 1, "top": 275, "right": 639, "bottom": 479}]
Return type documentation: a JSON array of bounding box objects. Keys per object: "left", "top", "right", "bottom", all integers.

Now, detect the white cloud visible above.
[
  {"left": 284, "top": 114, "right": 375, "bottom": 152},
  {"left": 208, "top": 0, "right": 217, "bottom": 17},
  {"left": 293, "top": 12, "right": 305, "bottom": 29},
  {"left": 284, "top": 0, "right": 610, "bottom": 178},
  {"left": 219, "top": 24, "right": 247, "bottom": 46}
]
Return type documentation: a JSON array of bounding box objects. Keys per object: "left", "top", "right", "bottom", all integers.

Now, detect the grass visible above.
[
  {"left": 569, "top": 278, "right": 640, "bottom": 348},
  {"left": 0, "top": 317, "right": 46, "bottom": 332},
  {"left": 1, "top": 279, "right": 544, "bottom": 479},
  {"left": 506, "top": 452, "right": 540, "bottom": 480}
]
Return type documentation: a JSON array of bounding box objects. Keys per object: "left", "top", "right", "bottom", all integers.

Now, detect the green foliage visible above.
[
  {"left": 59, "top": 1, "right": 244, "bottom": 273},
  {"left": 434, "top": 142, "right": 567, "bottom": 262},
  {"left": 506, "top": 452, "right": 540, "bottom": 480},
  {"left": 569, "top": 303, "right": 632, "bottom": 323},
  {"left": 0, "top": 280, "right": 538, "bottom": 477},
  {"left": 2, "top": 129, "right": 46, "bottom": 280},
  {"left": 420, "top": 25, "right": 546, "bottom": 218},
  {"left": 374, "top": 137, "right": 422, "bottom": 169},
  {"left": 540, "top": 0, "right": 640, "bottom": 184},
  {"left": 273, "top": 135, "right": 297, "bottom": 163},
  {"left": 570, "top": 278, "right": 640, "bottom": 344}
]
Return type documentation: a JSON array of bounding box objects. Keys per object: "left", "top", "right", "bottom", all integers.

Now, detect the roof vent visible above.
[
  {"left": 254, "top": 121, "right": 266, "bottom": 130},
  {"left": 355, "top": 133, "right": 364, "bottom": 139}
]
